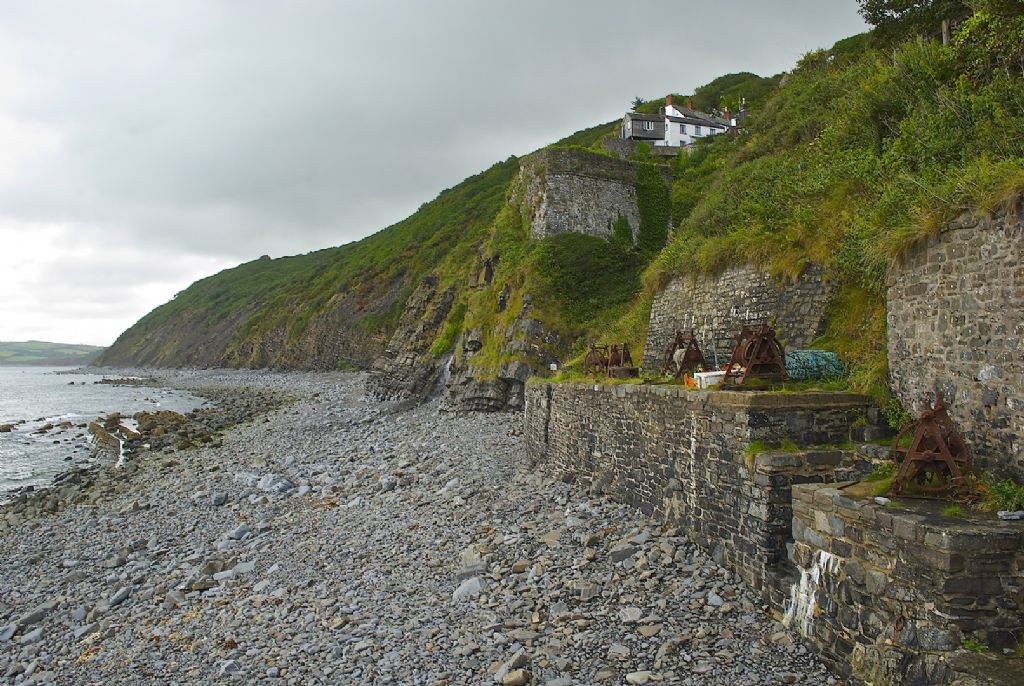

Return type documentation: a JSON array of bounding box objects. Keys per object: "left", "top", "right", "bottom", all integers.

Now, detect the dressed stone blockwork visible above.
[
  {"left": 643, "top": 265, "right": 834, "bottom": 372},
  {"left": 520, "top": 148, "right": 670, "bottom": 242},
  {"left": 887, "top": 202, "right": 1024, "bottom": 479}
]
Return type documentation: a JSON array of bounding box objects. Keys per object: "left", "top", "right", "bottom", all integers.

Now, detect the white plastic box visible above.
[{"left": 693, "top": 371, "right": 727, "bottom": 389}]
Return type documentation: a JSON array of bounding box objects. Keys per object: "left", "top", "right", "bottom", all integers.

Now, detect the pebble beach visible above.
[{"left": 0, "top": 370, "right": 838, "bottom": 685}]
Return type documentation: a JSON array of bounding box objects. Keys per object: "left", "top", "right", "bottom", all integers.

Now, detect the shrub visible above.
[
  {"left": 981, "top": 477, "right": 1024, "bottom": 512},
  {"left": 865, "top": 463, "right": 896, "bottom": 482}
]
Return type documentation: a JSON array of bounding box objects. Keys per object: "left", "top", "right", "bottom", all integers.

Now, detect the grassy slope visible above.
[
  {"left": 0, "top": 341, "right": 105, "bottom": 366},
  {"left": 633, "top": 16, "right": 1024, "bottom": 407},
  {"left": 461, "top": 18, "right": 1023, "bottom": 406},
  {"left": 100, "top": 12, "right": 1024, "bottom": 392},
  {"left": 98, "top": 158, "right": 519, "bottom": 368}
]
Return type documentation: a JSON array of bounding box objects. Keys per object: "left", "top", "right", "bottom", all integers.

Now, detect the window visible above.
[
  {"left": 680, "top": 124, "right": 685, "bottom": 134},
  {"left": 643, "top": 120, "right": 654, "bottom": 131}
]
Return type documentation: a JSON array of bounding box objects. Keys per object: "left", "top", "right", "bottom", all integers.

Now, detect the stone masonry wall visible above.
[
  {"left": 601, "top": 138, "right": 682, "bottom": 160},
  {"left": 521, "top": 148, "right": 671, "bottom": 241},
  {"left": 788, "top": 483, "right": 1024, "bottom": 685},
  {"left": 643, "top": 265, "right": 834, "bottom": 372},
  {"left": 887, "top": 202, "right": 1024, "bottom": 479},
  {"left": 525, "top": 382, "right": 871, "bottom": 604}
]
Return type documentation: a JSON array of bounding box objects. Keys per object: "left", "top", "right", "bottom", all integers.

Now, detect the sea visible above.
[{"left": 0, "top": 366, "right": 206, "bottom": 498}]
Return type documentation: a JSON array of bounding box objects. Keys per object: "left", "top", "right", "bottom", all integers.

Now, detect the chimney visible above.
[
  {"left": 687, "top": 98, "right": 694, "bottom": 111},
  {"left": 666, "top": 94, "right": 673, "bottom": 108},
  {"left": 724, "top": 108, "right": 732, "bottom": 123}
]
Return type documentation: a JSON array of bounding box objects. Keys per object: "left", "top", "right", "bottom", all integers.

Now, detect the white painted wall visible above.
[{"left": 625, "top": 104, "right": 728, "bottom": 147}]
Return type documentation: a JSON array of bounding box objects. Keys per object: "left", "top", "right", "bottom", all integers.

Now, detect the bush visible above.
[
  {"left": 533, "top": 234, "right": 644, "bottom": 327},
  {"left": 865, "top": 463, "right": 896, "bottom": 482},
  {"left": 981, "top": 477, "right": 1024, "bottom": 512}
]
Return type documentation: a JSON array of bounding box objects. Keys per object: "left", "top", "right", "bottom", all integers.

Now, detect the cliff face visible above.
[
  {"left": 364, "top": 275, "right": 456, "bottom": 403},
  {"left": 97, "top": 274, "right": 402, "bottom": 370}
]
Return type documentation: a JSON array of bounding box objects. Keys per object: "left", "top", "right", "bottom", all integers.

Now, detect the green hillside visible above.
[
  {"left": 0, "top": 341, "right": 105, "bottom": 366},
  {"left": 641, "top": 9, "right": 1024, "bottom": 408},
  {"left": 100, "top": 3, "right": 1024, "bottom": 413},
  {"left": 97, "top": 158, "right": 519, "bottom": 369}
]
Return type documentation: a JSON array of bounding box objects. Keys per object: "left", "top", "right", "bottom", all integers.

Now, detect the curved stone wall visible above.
[
  {"left": 642, "top": 265, "right": 834, "bottom": 371},
  {"left": 887, "top": 202, "right": 1024, "bottom": 479},
  {"left": 520, "top": 148, "right": 670, "bottom": 241}
]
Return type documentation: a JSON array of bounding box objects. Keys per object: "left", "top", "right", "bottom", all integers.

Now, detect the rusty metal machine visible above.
[
  {"left": 584, "top": 343, "right": 638, "bottom": 378},
  {"left": 723, "top": 322, "right": 787, "bottom": 385},
  {"left": 583, "top": 344, "right": 609, "bottom": 376},
  {"left": 661, "top": 329, "right": 705, "bottom": 378},
  {"left": 889, "top": 392, "right": 971, "bottom": 495},
  {"left": 607, "top": 343, "right": 638, "bottom": 378}
]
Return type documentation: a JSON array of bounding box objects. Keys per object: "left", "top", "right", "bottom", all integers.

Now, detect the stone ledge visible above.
[
  {"left": 804, "top": 484, "right": 1024, "bottom": 552},
  {"left": 790, "top": 481, "right": 1024, "bottom": 683},
  {"left": 709, "top": 391, "right": 872, "bottom": 410},
  {"left": 947, "top": 650, "right": 1024, "bottom": 686},
  {"left": 531, "top": 382, "right": 871, "bottom": 410},
  {"left": 526, "top": 147, "right": 638, "bottom": 184}
]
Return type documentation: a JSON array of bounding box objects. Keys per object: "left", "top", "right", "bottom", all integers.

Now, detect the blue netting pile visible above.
[{"left": 785, "top": 350, "right": 845, "bottom": 381}]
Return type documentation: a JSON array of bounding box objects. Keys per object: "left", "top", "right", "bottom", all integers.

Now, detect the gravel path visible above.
[{"left": 0, "top": 370, "right": 839, "bottom": 685}]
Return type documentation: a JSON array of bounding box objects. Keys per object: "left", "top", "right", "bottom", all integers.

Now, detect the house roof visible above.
[
  {"left": 666, "top": 115, "right": 727, "bottom": 128},
  {"left": 664, "top": 104, "right": 730, "bottom": 126},
  {"left": 625, "top": 112, "right": 663, "bottom": 122}
]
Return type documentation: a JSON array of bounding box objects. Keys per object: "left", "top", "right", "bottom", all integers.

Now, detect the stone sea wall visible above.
[
  {"left": 789, "top": 483, "right": 1024, "bottom": 685},
  {"left": 887, "top": 203, "right": 1024, "bottom": 479},
  {"left": 525, "top": 382, "right": 871, "bottom": 602},
  {"left": 642, "top": 265, "right": 833, "bottom": 372}
]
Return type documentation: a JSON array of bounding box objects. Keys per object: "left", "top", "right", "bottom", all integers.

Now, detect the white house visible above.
[{"left": 622, "top": 95, "right": 733, "bottom": 148}]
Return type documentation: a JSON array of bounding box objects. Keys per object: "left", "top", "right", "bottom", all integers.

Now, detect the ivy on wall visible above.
[{"left": 635, "top": 162, "right": 671, "bottom": 255}]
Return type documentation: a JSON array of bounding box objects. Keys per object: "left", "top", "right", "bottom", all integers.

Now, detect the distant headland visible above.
[{"left": 0, "top": 341, "right": 105, "bottom": 366}]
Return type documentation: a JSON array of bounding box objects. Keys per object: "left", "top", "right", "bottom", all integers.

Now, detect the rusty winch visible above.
[
  {"left": 661, "top": 329, "right": 705, "bottom": 379},
  {"left": 889, "top": 392, "right": 971, "bottom": 495},
  {"left": 584, "top": 343, "right": 639, "bottom": 378},
  {"left": 723, "top": 322, "right": 787, "bottom": 385}
]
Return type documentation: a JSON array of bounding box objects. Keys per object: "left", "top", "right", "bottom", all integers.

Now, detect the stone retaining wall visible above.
[
  {"left": 601, "top": 138, "right": 682, "bottom": 159},
  {"left": 520, "top": 148, "right": 671, "bottom": 242},
  {"left": 643, "top": 265, "right": 833, "bottom": 372},
  {"left": 525, "top": 382, "right": 871, "bottom": 601},
  {"left": 887, "top": 202, "right": 1024, "bottom": 479},
  {"left": 788, "top": 482, "right": 1024, "bottom": 685}
]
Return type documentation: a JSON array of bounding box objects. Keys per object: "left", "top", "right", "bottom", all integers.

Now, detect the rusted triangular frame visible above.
[{"left": 890, "top": 393, "right": 970, "bottom": 495}]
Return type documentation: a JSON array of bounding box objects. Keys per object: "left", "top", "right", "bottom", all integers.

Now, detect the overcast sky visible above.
[{"left": 0, "top": 1, "right": 867, "bottom": 346}]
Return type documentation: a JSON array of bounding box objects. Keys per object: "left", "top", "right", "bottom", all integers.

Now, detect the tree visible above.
[
  {"left": 857, "top": 0, "right": 971, "bottom": 42},
  {"left": 631, "top": 96, "right": 646, "bottom": 109},
  {"left": 968, "top": 0, "right": 1024, "bottom": 15}
]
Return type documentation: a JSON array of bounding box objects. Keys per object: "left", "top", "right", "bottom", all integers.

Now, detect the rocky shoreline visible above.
[{"left": 0, "top": 370, "right": 838, "bottom": 685}]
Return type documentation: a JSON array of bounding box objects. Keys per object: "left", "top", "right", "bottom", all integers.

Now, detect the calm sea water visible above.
[{"left": 0, "top": 367, "right": 205, "bottom": 496}]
